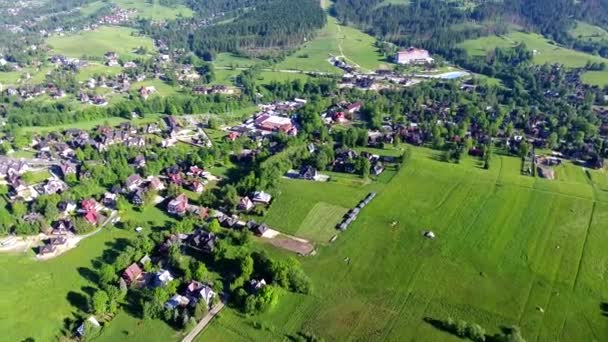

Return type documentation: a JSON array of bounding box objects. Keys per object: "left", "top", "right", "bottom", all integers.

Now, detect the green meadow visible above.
[
  {"left": 199, "top": 146, "right": 608, "bottom": 341},
  {"left": 81, "top": 0, "right": 193, "bottom": 20},
  {"left": 459, "top": 30, "right": 608, "bottom": 86},
  {"left": 459, "top": 31, "right": 608, "bottom": 68},
  {"left": 277, "top": 0, "right": 389, "bottom": 73},
  {"left": 570, "top": 21, "right": 608, "bottom": 42},
  {"left": 47, "top": 26, "right": 156, "bottom": 61}
]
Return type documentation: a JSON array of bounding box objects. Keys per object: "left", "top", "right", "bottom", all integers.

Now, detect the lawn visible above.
[
  {"left": 459, "top": 31, "right": 608, "bottom": 68},
  {"left": 131, "top": 79, "right": 180, "bottom": 97},
  {"left": 580, "top": 70, "right": 608, "bottom": 86},
  {"left": 276, "top": 1, "right": 389, "bottom": 73},
  {"left": 293, "top": 202, "right": 348, "bottom": 243},
  {"left": 113, "top": 0, "right": 193, "bottom": 20},
  {"left": 76, "top": 63, "right": 123, "bottom": 82},
  {"left": 200, "top": 146, "right": 608, "bottom": 341},
  {"left": 570, "top": 21, "right": 608, "bottom": 42},
  {"left": 263, "top": 178, "right": 372, "bottom": 236},
  {"left": 81, "top": 0, "right": 193, "bottom": 20},
  {"left": 47, "top": 26, "right": 156, "bottom": 61},
  {"left": 0, "top": 228, "right": 137, "bottom": 342},
  {"left": 20, "top": 114, "right": 163, "bottom": 134},
  {"left": 213, "top": 53, "right": 262, "bottom": 68}
]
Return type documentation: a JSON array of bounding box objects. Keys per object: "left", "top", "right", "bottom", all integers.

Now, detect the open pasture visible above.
[
  {"left": 459, "top": 31, "right": 608, "bottom": 68},
  {"left": 202, "top": 146, "right": 608, "bottom": 341},
  {"left": 47, "top": 26, "right": 155, "bottom": 61}
]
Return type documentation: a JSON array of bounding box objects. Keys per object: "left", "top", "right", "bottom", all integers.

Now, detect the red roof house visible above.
[
  {"left": 122, "top": 263, "right": 143, "bottom": 285},
  {"left": 167, "top": 194, "right": 188, "bottom": 216}
]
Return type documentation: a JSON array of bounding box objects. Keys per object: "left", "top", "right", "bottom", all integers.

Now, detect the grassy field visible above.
[
  {"left": 0, "top": 228, "right": 141, "bottom": 342},
  {"left": 47, "top": 26, "right": 156, "bottom": 61},
  {"left": 570, "top": 21, "right": 608, "bottom": 42},
  {"left": 580, "top": 70, "right": 608, "bottom": 87},
  {"left": 81, "top": 0, "right": 193, "bottom": 20},
  {"left": 459, "top": 31, "right": 608, "bottom": 68},
  {"left": 200, "top": 146, "right": 608, "bottom": 341},
  {"left": 131, "top": 79, "right": 180, "bottom": 97},
  {"left": 214, "top": 53, "right": 262, "bottom": 68},
  {"left": 276, "top": 0, "right": 389, "bottom": 73},
  {"left": 113, "top": 0, "right": 193, "bottom": 20},
  {"left": 76, "top": 63, "right": 122, "bottom": 82},
  {"left": 21, "top": 114, "right": 163, "bottom": 134}
]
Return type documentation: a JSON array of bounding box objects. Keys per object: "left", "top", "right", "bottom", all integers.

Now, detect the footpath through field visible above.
[{"left": 181, "top": 302, "right": 225, "bottom": 342}]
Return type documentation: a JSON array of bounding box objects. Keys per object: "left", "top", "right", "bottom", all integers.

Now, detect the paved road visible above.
[{"left": 181, "top": 302, "right": 225, "bottom": 342}]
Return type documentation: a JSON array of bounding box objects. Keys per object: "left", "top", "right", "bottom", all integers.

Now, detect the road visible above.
[{"left": 181, "top": 302, "right": 225, "bottom": 342}]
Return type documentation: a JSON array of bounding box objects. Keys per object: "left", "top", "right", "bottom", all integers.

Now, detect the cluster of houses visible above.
[
  {"left": 98, "top": 7, "right": 137, "bottom": 25},
  {"left": 332, "top": 149, "right": 387, "bottom": 176},
  {"left": 37, "top": 198, "right": 108, "bottom": 256},
  {"left": 337, "top": 192, "right": 376, "bottom": 231},
  {"left": 320, "top": 101, "right": 363, "bottom": 125},
  {"left": 227, "top": 100, "right": 306, "bottom": 139}
]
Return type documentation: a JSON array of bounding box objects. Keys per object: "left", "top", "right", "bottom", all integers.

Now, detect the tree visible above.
[
  {"left": 91, "top": 290, "right": 109, "bottom": 315},
  {"left": 192, "top": 261, "right": 208, "bottom": 281},
  {"left": 11, "top": 201, "right": 27, "bottom": 218},
  {"left": 207, "top": 219, "right": 221, "bottom": 234},
  {"left": 467, "top": 323, "right": 486, "bottom": 342},
  {"left": 98, "top": 264, "right": 117, "bottom": 287},
  {"left": 193, "top": 300, "right": 208, "bottom": 320},
  {"left": 357, "top": 157, "right": 371, "bottom": 179}
]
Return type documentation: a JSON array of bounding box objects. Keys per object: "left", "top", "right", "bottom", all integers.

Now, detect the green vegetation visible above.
[
  {"left": 46, "top": 26, "right": 156, "bottom": 61},
  {"left": 580, "top": 70, "right": 608, "bottom": 86},
  {"left": 21, "top": 170, "right": 51, "bottom": 185},
  {"left": 276, "top": 6, "right": 388, "bottom": 73},
  {"left": 75, "top": 63, "right": 122, "bottom": 82},
  {"left": 459, "top": 31, "right": 608, "bottom": 67},
  {"left": 293, "top": 202, "right": 348, "bottom": 243},
  {"left": 570, "top": 21, "right": 608, "bottom": 42},
  {"left": 113, "top": 0, "right": 193, "bottom": 20},
  {"left": 0, "top": 228, "right": 144, "bottom": 342},
  {"left": 20, "top": 115, "right": 162, "bottom": 134},
  {"left": 201, "top": 146, "right": 608, "bottom": 341}
]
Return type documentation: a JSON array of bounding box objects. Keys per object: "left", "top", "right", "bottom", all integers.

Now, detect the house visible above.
[
  {"left": 188, "top": 229, "right": 217, "bottom": 253},
  {"left": 249, "top": 278, "right": 267, "bottom": 292},
  {"left": 164, "top": 294, "right": 190, "bottom": 310},
  {"left": 139, "top": 86, "right": 156, "bottom": 100},
  {"left": 226, "top": 131, "right": 240, "bottom": 141},
  {"left": 57, "top": 201, "right": 77, "bottom": 215},
  {"left": 188, "top": 180, "right": 204, "bottom": 193},
  {"left": 39, "top": 244, "right": 56, "bottom": 255},
  {"left": 299, "top": 165, "right": 318, "bottom": 180},
  {"left": 103, "top": 192, "right": 118, "bottom": 208},
  {"left": 346, "top": 101, "right": 363, "bottom": 114},
  {"left": 254, "top": 114, "right": 296, "bottom": 134},
  {"left": 132, "top": 155, "right": 146, "bottom": 168},
  {"left": 153, "top": 269, "right": 174, "bottom": 287},
  {"left": 122, "top": 263, "right": 143, "bottom": 285},
  {"left": 147, "top": 176, "right": 165, "bottom": 191},
  {"left": 252, "top": 191, "right": 272, "bottom": 205},
  {"left": 81, "top": 198, "right": 98, "bottom": 212},
  {"left": 125, "top": 174, "right": 143, "bottom": 191},
  {"left": 76, "top": 316, "right": 101, "bottom": 337},
  {"left": 395, "top": 48, "right": 434, "bottom": 65},
  {"left": 131, "top": 189, "right": 145, "bottom": 206},
  {"left": 49, "top": 236, "right": 67, "bottom": 246},
  {"left": 167, "top": 194, "right": 188, "bottom": 216},
  {"left": 372, "top": 162, "right": 384, "bottom": 176},
  {"left": 42, "top": 179, "right": 67, "bottom": 195},
  {"left": 251, "top": 222, "right": 269, "bottom": 236},
  {"left": 238, "top": 196, "right": 254, "bottom": 211}
]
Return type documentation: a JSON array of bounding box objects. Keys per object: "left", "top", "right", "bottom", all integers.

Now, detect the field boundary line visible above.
[{"left": 572, "top": 201, "right": 596, "bottom": 290}]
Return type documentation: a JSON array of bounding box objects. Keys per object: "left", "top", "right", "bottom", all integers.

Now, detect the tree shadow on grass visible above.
[
  {"left": 78, "top": 267, "right": 99, "bottom": 284},
  {"left": 67, "top": 291, "right": 89, "bottom": 313}
]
